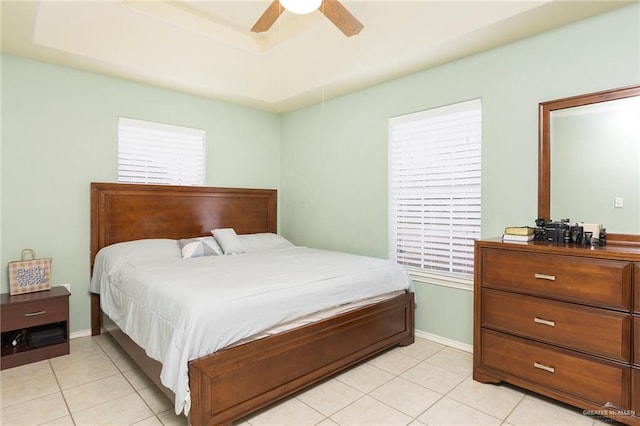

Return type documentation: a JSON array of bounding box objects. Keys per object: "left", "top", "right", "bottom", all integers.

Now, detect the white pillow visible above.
[
  {"left": 238, "top": 233, "right": 294, "bottom": 253},
  {"left": 177, "top": 237, "right": 223, "bottom": 259},
  {"left": 211, "top": 228, "right": 245, "bottom": 255}
]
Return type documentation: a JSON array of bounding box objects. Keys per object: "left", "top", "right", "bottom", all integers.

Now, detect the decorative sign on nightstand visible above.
[{"left": 7, "top": 249, "right": 51, "bottom": 295}]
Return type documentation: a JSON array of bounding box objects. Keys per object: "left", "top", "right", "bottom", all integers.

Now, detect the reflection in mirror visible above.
[
  {"left": 538, "top": 85, "right": 640, "bottom": 242},
  {"left": 550, "top": 96, "right": 640, "bottom": 234}
]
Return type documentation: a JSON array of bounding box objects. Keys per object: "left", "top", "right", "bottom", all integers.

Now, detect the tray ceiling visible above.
[{"left": 1, "top": 1, "right": 631, "bottom": 112}]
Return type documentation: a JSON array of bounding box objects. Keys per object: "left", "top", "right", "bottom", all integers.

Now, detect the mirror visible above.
[{"left": 539, "top": 85, "right": 640, "bottom": 242}]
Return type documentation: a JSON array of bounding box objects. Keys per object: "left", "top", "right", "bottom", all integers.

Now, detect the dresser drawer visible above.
[
  {"left": 633, "top": 368, "right": 640, "bottom": 414},
  {"left": 482, "top": 289, "right": 631, "bottom": 362},
  {"left": 481, "top": 248, "right": 632, "bottom": 310},
  {"left": 481, "top": 329, "right": 630, "bottom": 409},
  {"left": 634, "top": 316, "right": 640, "bottom": 366},
  {"left": 1, "top": 296, "right": 68, "bottom": 331},
  {"left": 634, "top": 264, "right": 640, "bottom": 314}
]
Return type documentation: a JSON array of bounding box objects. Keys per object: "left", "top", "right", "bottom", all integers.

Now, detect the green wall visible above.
[
  {"left": 2, "top": 4, "right": 639, "bottom": 345},
  {"left": 280, "top": 4, "right": 640, "bottom": 345},
  {"left": 1, "top": 56, "right": 282, "bottom": 333}
]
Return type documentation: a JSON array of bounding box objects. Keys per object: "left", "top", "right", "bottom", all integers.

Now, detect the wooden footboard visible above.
[{"left": 189, "top": 291, "right": 414, "bottom": 426}]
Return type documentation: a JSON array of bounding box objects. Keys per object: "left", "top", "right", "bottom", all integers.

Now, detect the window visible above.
[
  {"left": 389, "top": 99, "right": 481, "bottom": 282},
  {"left": 118, "top": 117, "right": 205, "bottom": 185}
]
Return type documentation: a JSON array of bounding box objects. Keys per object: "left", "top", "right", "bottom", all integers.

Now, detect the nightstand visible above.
[{"left": 1, "top": 286, "right": 70, "bottom": 369}]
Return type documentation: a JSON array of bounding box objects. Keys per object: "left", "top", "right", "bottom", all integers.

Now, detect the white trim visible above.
[
  {"left": 119, "top": 117, "right": 206, "bottom": 137},
  {"left": 415, "top": 329, "right": 473, "bottom": 353},
  {"left": 70, "top": 329, "right": 92, "bottom": 340},
  {"left": 71, "top": 327, "right": 473, "bottom": 357},
  {"left": 408, "top": 269, "right": 473, "bottom": 291}
]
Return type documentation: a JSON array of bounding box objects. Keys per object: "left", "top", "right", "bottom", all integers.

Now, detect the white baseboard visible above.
[
  {"left": 70, "top": 327, "right": 472, "bottom": 355},
  {"left": 415, "top": 329, "right": 473, "bottom": 353},
  {"left": 70, "top": 329, "right": 92, "bottom": 340}
]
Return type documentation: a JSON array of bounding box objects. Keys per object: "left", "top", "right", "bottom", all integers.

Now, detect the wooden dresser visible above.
[{"left": 474, "top": 239, "right": 640, "bottom": 424}]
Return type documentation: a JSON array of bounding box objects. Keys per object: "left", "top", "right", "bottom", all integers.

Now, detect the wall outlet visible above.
[
  {"left": 60, "top": 283, "right": 71, "bottom": 292},
  {"left": 615, "top": 197, "right": 624, "bottom": 208}
]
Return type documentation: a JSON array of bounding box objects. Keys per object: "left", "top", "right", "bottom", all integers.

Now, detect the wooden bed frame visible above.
[{"left": 90, "top": 182, "right": 415, "bottom": 426}]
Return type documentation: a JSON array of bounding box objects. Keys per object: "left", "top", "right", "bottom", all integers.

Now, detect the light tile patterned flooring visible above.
[{"left": 0, "top": 335, "right": 612, "bottom": 425}]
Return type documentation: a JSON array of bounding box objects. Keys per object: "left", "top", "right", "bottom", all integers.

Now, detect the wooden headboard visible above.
[
  {"left": 90, "top": 182, "right": 277, "bottom": 268},
  {"left": 90, "top": 182, "right": 277, "bottom": 335}
]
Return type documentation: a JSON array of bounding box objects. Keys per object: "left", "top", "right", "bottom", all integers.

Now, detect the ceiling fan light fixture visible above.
[{"left": 280, "top": 0, "right": 322, "bottom": 15}]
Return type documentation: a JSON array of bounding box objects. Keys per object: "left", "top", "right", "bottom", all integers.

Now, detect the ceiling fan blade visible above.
[
  {"left": 251, "top": 0, "right": 284, "bottom": 33},
  {"left": 320, "top": 0, "right": 363, "bottom": 37}
]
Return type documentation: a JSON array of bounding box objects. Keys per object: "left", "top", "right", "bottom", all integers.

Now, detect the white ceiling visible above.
[{"left": 1, "top": 1, "right": 632, "bottom": 112}]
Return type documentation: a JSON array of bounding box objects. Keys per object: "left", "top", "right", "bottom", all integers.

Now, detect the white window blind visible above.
[
  {"left": 118, "top": 117, "right": 205, "bottom": 185},
  {"left": 389, "top": 99, "right": 481, "bottom": 279}
]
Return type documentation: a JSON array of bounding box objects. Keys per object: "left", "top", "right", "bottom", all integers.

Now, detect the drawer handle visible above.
[
  {"left": 534, "top": 273, "right": 556, "bottom": 281},
  {"left": 534, "top": 317, "right": 556, "bottom": 327},
  {"left": 24, "top": 310, "right": 46, "bottom": 317},
  {"left": 533, "top": 362, "right": 555, "bottom": 373}
]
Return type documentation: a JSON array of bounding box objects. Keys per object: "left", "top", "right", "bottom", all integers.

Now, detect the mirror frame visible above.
[{"left": 538, "top": 84, "right": 640, "bottom": 243}]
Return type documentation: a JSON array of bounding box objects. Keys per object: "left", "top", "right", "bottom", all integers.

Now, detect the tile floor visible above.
[{"left": 0, "top": 335, "right": 615, "bottom": 425}]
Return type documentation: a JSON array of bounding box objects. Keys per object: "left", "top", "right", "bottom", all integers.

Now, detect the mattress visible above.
[{"left": 90, "top": 238, "right": 413, "bottom": 414}]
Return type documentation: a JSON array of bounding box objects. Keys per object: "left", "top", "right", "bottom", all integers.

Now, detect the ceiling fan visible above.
[{"left": 251, "top": 0, "right": 364, "bottom": 37}]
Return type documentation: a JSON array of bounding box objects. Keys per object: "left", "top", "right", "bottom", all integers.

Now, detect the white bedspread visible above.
[{"left": 90, "top": 239, "right": 413, "bottom": 415}]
